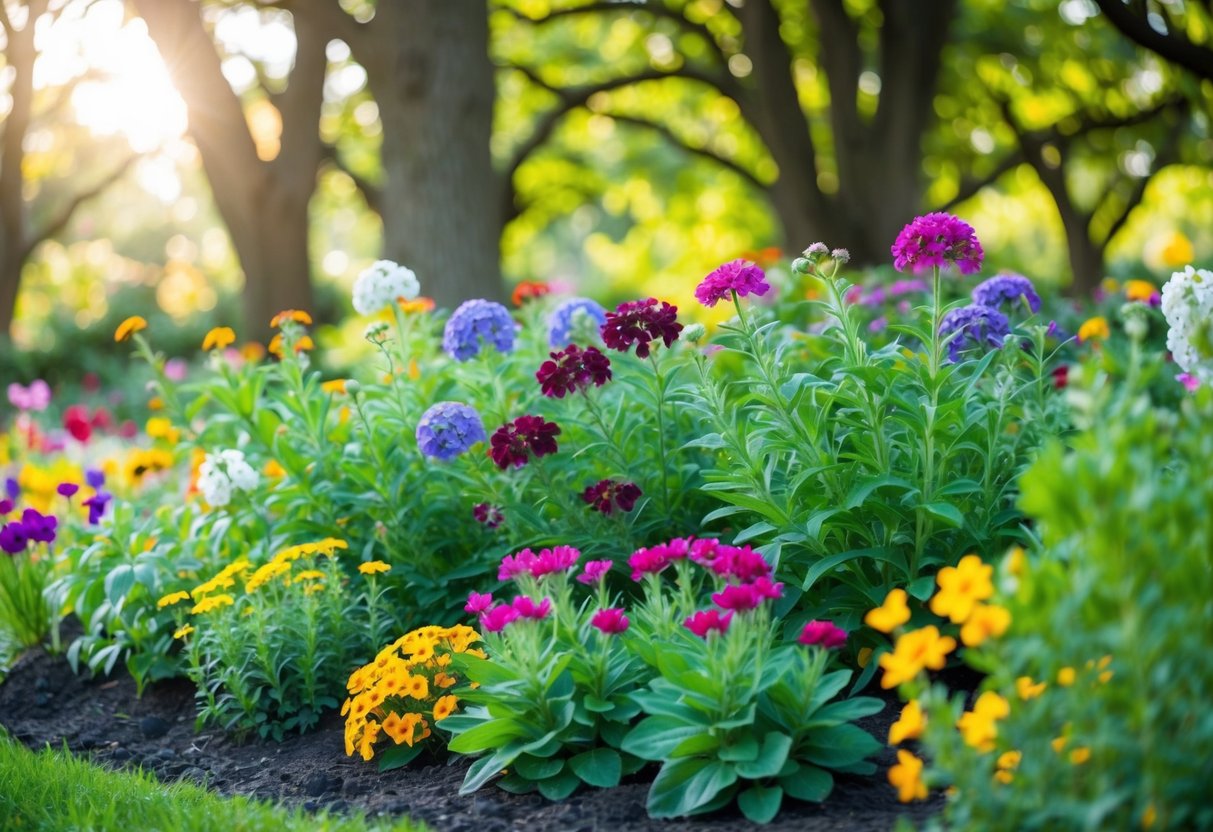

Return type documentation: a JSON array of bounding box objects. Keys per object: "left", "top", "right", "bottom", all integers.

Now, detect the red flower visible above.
[
  {"left": 1052, "top": 364, "right": 1069, "bottom": 390},
  {"left": 535, "top": 344, "right": 612, "bottom": 398},
  {"left": 799, "top": 620, "right": 847, "bottom": 650},
  {"left": 582, "top": 479, "right": 642, "bottom": 514},
  {"left": 601, "top": 298, "right": 683, "bottom": 358},
  {"left": 684, "top": 609, "right": 733, "bottom": 638},
  {"left": 488, "top": 415, "right": 560, "bottom": 469},
  {"left": 511, "top": 281, "right": 551, "bottom": 307},
  {"left": 63, "top": 405, "right": 92, "bottom": 443},
  {"left": 591, "top": 608, "right": 630, "bottom": 634}
]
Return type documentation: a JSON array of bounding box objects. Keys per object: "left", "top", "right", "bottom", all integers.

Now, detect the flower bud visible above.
[
  {"left": 803, "top": 242, "right": 829, "bottom": 258},
  {"left": 791, "top": 257, "right": 813, "bottom": 275},
  {"left": 831, "top": 248, "right": 851, "bottom": 264},
  {"left": 344, "top": 379, "right": 361, "bottom": 395},
  {"left": 682, "top": 323, "right": 707, "bottom": 343}
]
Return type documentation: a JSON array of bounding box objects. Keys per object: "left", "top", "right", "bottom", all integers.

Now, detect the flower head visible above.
[
  {"left": 202, "top": 327, "right": 237, "bottom": 351},
  {"left": 892, "top": 212, "right": 984, "bottom": 275},
  {"left": 959, "top": 603, "right": 1011, "bottom": 647},
  {"left": 81, "top": 492, "right": 111, "bottom": 525},
  {"left": 270, "top": 309, "right": 312, "bottom": 327},
  {"left": 971, "top": 273, "right": 1041, "bottom": 313},
  {"left": 464, "top": 591, "right": 493, "bottom": 614},
  {"left": 511, "top": 595, "right": 552, "bottom": 620},
  {"left": 416, "top": 402, "right": 486, "bottom": 460},
  {"left": 1125, "top": 279, "right": 1160, "bottom": 305},
  {"left": 888, "top": 750, "right": 928, "bottom": 802},
  {"left": 627, "top": 538, "right": 692, "bottom": 580},
  {"left": 536, "top": 344, "right": 612, "bottom": 398},
  {"left": 472, "top": 503, "right": 503, "bottom": 529},
  {"left": 7, "top": 380, "right": 51, "bottom": 412},
  {"left": 695, "top": 259, "right": 771, "bottom": 307},
  {"left": 929, "top": 554, "right": 994, "bottom": 624},
  {"left": 511, "top": 280, "right": 550, "bottom": 306},
  {"left": 547, "top": 298, "right": 607, "bottom": 347},
  {"left": 0, "top": 521, "right": 30, "bottom": 554},
  {"left": 488, "top": 415, "right": 560, "bottom": 469},
  {"left": 879, "top": 625, "right": 957, "bottom": 688},
  {"left": 582, "top": 479, "right": 642, "bottom": 514},
  {"left": 577, "top": 559, "right": 613, "bottom": 585},
  {"left": 479, "top": 603, "right": 520, "bottom": 633},
  {"left": 591, "top": 607, "right": 630, "bottom": 634},
  {"left": 157, "top": 591, "right": 190, "bottom": 609},
  {"left": 938, "top": 304, "right": 1009, "bottom": 362},
  {"left": 711, "top": 583, "right": 764, "bottom": 611},
  {"left": 601, "top": 298, "right": 683, "bottom": 358},
  {"left": 114, "top": 316, "right": 147, "bottom": 342},
  {"left": 1161, "top": 266, "right": 1213, "bottom": 384},
  {"left": 57, "top": 483, "right": 79, "bottom": 498},
  {"left": 1077, "top": 316, "right": 1110, "bottom": 343},
  {"left": 957, "top": 691, "right": 1010, "bottom": 751},
  {"left": 443, "top": 299, "right": 517, "bottom": 361},
  {"left": 358, "top": 560, "right": 391, "bottom": 575},
  {"left": 888, "top": 700, "right": 925, "bottom": 745},
  {"left": 799, "top": 620, "right": 847, "bottom": 649},
  {"left": 684, "top": 609, "right": 733, "bottom": 638},
  {"left": 353, "top": 260, "right": 420, "bottom": 315}
]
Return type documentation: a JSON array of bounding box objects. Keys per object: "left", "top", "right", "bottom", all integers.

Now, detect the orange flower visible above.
[
  {"left": 241, "top": 342, "right": 267, "bottom": 361},
  {"left": 511, "top": 281, "right": 551, "bottom": 306},
  {"left": 432, "top": 694, "right": 458, "bottom": 722},
  {"left": 865, "top": 588, "right": 911, "bottom": 633},
  {"left": 321, "top": 379, "right": 348, "bottom": 394},
  {"left": 959, "top": 604, "right": 1011, "bottom": 646},
  {"left": 956, "top": 691, "right": 1009, "bottom": 751},
  {"left": 888, "top": 699, "right": 925, "bottom": 745},
  {"left": 888, "top": 750, "right": 928, "bottom": 802},
  {"left": 398, "top": 296, "right": 435, "bottom": 314},
  {"left": 1015, "top": 676, "right": 1046, "bottom": 700},
  {"left": 1078, "top": 316, "right": 1110, "bottom": 343},
  {"left": 1125, "top": 279, "right": 1157, "bottom": 303},
  {"left": 929, "top": 555, "right": 994, "bottom": 624},
  {"left": 879, "top": 626, "right": 957, "bottom": 688},
  {"left": 202, "top": 326, "right": 236, "bottom": 351},
  {"left": 114, "top": 316, "right": 147, "bottom": 342},
  {"left": 270, "top": 309, "right": 313, "bottom": 327}
]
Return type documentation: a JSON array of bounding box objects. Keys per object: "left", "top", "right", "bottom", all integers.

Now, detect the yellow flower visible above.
[
  {"left": 173, "top": 624, "right": 195, "bottom": 639},
  {"left": 405, "top": 674, "right": 430, "bottom": 700},
  {"left": 1124, "top": 280, "right": 1157, "bottom": 302},
  {"left": 270, "top": 309, "right": 313, "bottom": 328},
  {"left": 241, "top": 342, "right": 266, "bottom": 361},
  {"left": 114, "top": 315, "right": 147, "bottom": 342},
  {"left": 956, "top": 691, "right": 1010, "bottom": 751},
  {"left": 295, "top": 335, "right": 315, "bottom": 352},
  {"left": 1006, "top": 546, "right": 1027, "bottom": 577},
  {"left": 148, "top": 396, "right": 164, "bottom": 411},
  {"left": 1158, "top": 230, "right": 1194, "bottom": 267},
  {"left": 888, "top": 699, "right": 925, "bottom": 745},
  {"left": 433, "top": 672, "right": 458, "bottom": 689},
  {"left": 245, "top": 560, "right": 291, "bottom": 592},
  {"left": 202, "top": 326, "right": 237, "bottom": 351},
  {"left": 1142, "top": 802, "right": 1157, "bottom": 829},
  {"left": 1058, "top": 666, "right": 1076, "bottom": 686},
  {"left": 294, "top": 569, "right": 325, "bottom": 582},
  {"left": 1051, "top": 735, "right": 1069, "bottom": 753},
  {"left": 1100, "top": 277, "right": 1122, "bottom": 295},
  {"left": 264, "top": 459, "right": 286, "bottom": 478},
  {"left": 145, "top": 417, "right": 180, "bottom": 444},
  {"left": 358, "top": 560, "right": 391, "bottom": 575},
  {"left": 1015, "top": 676, "right": 1046, "bottom": 700},
  {"left": 321, "top": 379, "right": 348, "bottom": 394},
  {"left": 191, "top": 594, "right": 234, "bottom": 614},
  {"left": 865, "top": 588, "right": 911, "bottom": 633},
  {"left": 996, "top": 750, "right": 1021, "bottom": 772},
  {"left": 358, "top": 720, "right": 381, "bottom": 761},
  {"left": 959, "top": 604, "right": 1011, "bottom": 647},
  {"left": 433, "top": 695, "right": 458, "bottom": 722},
  {"left": 929, "top": 554, "right": 994, "bottom": 624},
  {"left": 1069, "top": 747, "right": 1091, "bottom": 765},
  {"left": 1078, "top": 316, "right": 1110, "bottom": 343},
  {"left": 879, "top": 626, "right": 957, "bottom": 689},
  {"left": 888, "top": 749, "right": 928, "bottom": 803},
  {"left": 157, "top": 591, "right": 191, "bottom": 609}
]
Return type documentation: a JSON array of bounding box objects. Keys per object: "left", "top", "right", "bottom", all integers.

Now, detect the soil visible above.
[{"left": 0, "top": 639, "right": 944, "bottom": 832}]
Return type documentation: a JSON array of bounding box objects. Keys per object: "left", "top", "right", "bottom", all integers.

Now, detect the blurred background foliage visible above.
[{"left": 0, "top": 0, "right": 1211, "bottom": 387}]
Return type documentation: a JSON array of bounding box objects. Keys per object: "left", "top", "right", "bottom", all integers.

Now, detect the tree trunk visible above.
[
  {"left": 0, "top": 3, "right": 39, "bottom": 337},
  {"left": 357, "top": 3, "right": 504, "bottom": 309},
  {"left": 1064, "top": 225, "right": 1105, "bottom": 297}
]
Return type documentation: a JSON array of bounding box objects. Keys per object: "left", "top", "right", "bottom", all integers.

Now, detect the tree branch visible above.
[
  {"left": 603, "top": 111, "right": 767, "bottom": 190},
  {"left": 320, "top": 143, "right": 382, "bottom": 214},
  {"left": 1092, "top": 0, "right": 1213, "bottom": 81},
  {"left": 23, "top": 155, "right": 138, "bottom": 259},
  {"left": 937, "top": 149, "right": 1026, "bottom": 211},
  {"left": 1097, "top": 116, "right": 1185, "bottom": 245}
]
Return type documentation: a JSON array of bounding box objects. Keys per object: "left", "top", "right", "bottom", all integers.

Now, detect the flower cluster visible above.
[
  {"left": 498, "top": 544, "right": 581, "bottom": 581},
  {"left": 535, "top": 344, "right": 612, "bottom": 398},
  {"left": 1161, "top": 265, "right": 1213, "bottom": 385},
  {"left": 694, "top": 259, "right": 771, "bottom": 307},
  {"left": 7, "top": 380, "right": 51, "bottom": 412},
  {"left": 0, "top": 508, "right": 58, "bottom": 554},
  {"left": 547, "top": 297, "right": 607, "bottom": 347},
  {"left": 415, "top": 402, "right": 486, "bottom": 460},
  {"left": 196, "top": 449, "right": 259, "bottom": 508},
  {"left": 581, "top": 478, "right": 641, "bottom": 514},
  {"left": 353, "top": 260, "right": 421, "bottom": 315},
  {"left": 892, "top": 212, "right": 984, "bottom": 275},
  {"left": 938, "top": 304, "right": 1010, "bottom": 362},
  {"left": 443, "top": 299, "right": 517, "bottom": 361},
  {"left": 488, "top": 415, "right": 560, "bottom": 469},
  {"left": 970, "top": 273, "right": 1041, "bottom": 313},
  {"left": 600, "top": 298, "right": 683, "bottom": 358}
]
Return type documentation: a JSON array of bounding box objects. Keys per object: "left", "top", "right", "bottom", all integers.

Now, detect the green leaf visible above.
[
  {"left": 738, "top": 785, "right": 783, "bottom": 824},
  {"left": 568, "top": 747, "right": 622, "bottom": 788},
  {"left": 802, "top": 547, "right": 906, "bottom": 592},
  {"left": 459, "top": 747, "right": 516, "bottom": 795},
  {"left": 104, "top": 565, "right": 135, "bottom": 605},
  {"left": 801, "top": 724, "right": 881, "bottom": 769},
  {"left": 377, "top": 742, "right": 425, "bottom": 772},
  {"left": 513, "top": 754, "right": 564, "bottom": 781},
  {"left": 447, "top": 719, "right": 529, "bottom": 754},
  {"left": 780, "top": 765, "right": 834, "bottom": 802},
  {"left": 537, "top": 769, "right": 580, "bottom": 801},
  {"left": 718, "top": 734, "right": 759, "bottom": 762},
  {"left": 647, "top": 758, "right": 738, "bottom": 819},
  {"left": 736, "top": 733, "right": 792, "bottom": 779},
  {"left": 920, "top": 501, "right": 965, "bottom": 529},
  {"left": 622, "top": 716, "right": 707, "bottom": 760}
]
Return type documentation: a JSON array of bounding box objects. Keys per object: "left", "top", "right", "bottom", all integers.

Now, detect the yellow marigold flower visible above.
[
  {"left": 245, "top": 559, "right": 291, "bottom": 592},
  {"left": 1078, "top": 316, "right": 1110, "bottom": 343},
  {"left": 405, "top": 675, "right": 430, "bottom": 700},
  {"left": 929, "top": 554, "right": 994, "bottom": 624},
  {"left": 114, "top": 315, "right": 147, "bottom": 342},
  {"left": 359, "top": 560, "right": 391, "bottom": 575},
  {"left": 191, "top": 594, "right": 234, "bottom": 614},
  {"left": 889, "top": 699, "right": 925, "bottom": 745},
  {"left": 1124, "top": 280, "right": 1157, "bottom": 302},
  {"left": 294, "top": 569, "right": 325, "bottom": 582},
  {"left": 1006, "top": 546, "right": 1027, "bottom": 577},
  {"left": 270, "top": 309, "right": 313, "bottom": 328},
  {"left": 241, "top": 341, "right": 266, "bottom": 361},
  {"left": 434, "top": 672, "right": 458, "bottom": 689},
  {"left": 960, "top": 604, "right": 1011, "bottom": 647},
  {"left": 173, "top": 624, "right": 195, "bottom": 639},
  {"left": 1069, "top": 747, "right": 1091, "bottom": 765},
  {"left": 1058, "top": 666, "right": 1076, "bottom": 686},
  {"left": 865, "top": 588, "right": 911, "bottom": 633},
  {"left": 157, "top": 591, "right": 191, "bottom": 609},
  {"left": 295, "top": 335, "right": 315, "bottom": 352},
  {"left": 956, "top": 691, "right": 1009, "bottom": 751},
  {"left": 321, "top": 379, "right": 348, "bottom": 394},
  {"left": 202, "top": 326, "right": 237, "bottom": 351},
  {"left": 997, "top": 750, "right": 1021, "bottom": 771},
  {"left": 1015, "top": 676, "right": 1046, "bottom": 700},
  {"left": 433, "top": 695, "right": 458, "bottom": 722},
  {"left": 888, "top": 749, "right": 928, "bottom": 803},
  {"left": 145, "top": 417, "right": 179, "bottom": 444},
  {"left": 879, "top": 626, "right": 957, "bottom": 689}
]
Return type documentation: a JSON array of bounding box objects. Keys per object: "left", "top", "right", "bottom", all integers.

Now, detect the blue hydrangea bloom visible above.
[
  {"left": 971, "top": 273, "right": 1041, "bottom": 313},
  {"left": 547, "top": 298, "right": 607, "bottom": 347},
  {"left": 442, "top": 300, "right": 517, "bottom": 361},
  {"left": 416, "top": 402, "right": 486, "bottom": 460},
  {"left": 938, "top": 304, "right": 1010, "bottom": 362}
]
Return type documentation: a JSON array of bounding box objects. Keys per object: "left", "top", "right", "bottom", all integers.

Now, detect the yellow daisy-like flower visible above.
[
  {"left": 432, "top": 695, "right": 458, "bottom": 722},
  {"left": 202, "top": 326, "right": 237, "bottom": 351},
  {"left": 888, "top": 749, "right": 928, "bottom": 803},
  {"left": 956, "top": 691, "right": 1009, "bottom": 751},
  {"left": 294, "top": 569, "right": 325, "bottom": 582},
  {"left": 359, "top": 560, "right": 391, "bottom": 575},
  {"left": 1124, "top": 280, "right": 1157, "bottom": 303},
  {"left": 929, "top": 554, "right": 994, "bottom": 624},
  {"left": 1078, "top": 316, "right": 1110, "bottom": 343},
  {"left": 864, "top": 588, "right": 911, "bottom": 633},
  {"left": 270, "top": 309, "right": 313, "bottom": 328},
  {"left": 157, "top": 590, "right": 191, "bottom": 609},
  {"left": 879, "top": 626, "right": 957, "bottom": 689},
  {"left": 114, "top": 315, "right": 147, "bottom": 342},
  {"left": 245, "top": 560, "right": 291, "bottom": 592},
  {"left": 173, "top": 624, "right": 195, "bottom": 639},
  {"left": 321, "top": 379, "right": 348, "bottom": 394},
  {"left": 404, "top": 674, "right": 430, "bottom": 700},
  {"left": 191, "top": 594, "right": 235, "bottom": 614},
  {"left": 1058, "top": 666, "right": 1076, "bottom": 686},
  {"left": 994, "top": 749, "right": 1021, "bottom": 784},
  {"left": 358, "top": 720, "right": 381, "bottom": 761},
  {"left": 433, "top": 672, "right": 458, "bottom": 689},
  {"left": 959, "top": 603, "right": 1011, "bottom": 647},
  {"left": 888, "top": 699, "right": 925, "bottom": 745},
  {"left": 1015, "top": 676, "right": 1046, "bottom": 700}
]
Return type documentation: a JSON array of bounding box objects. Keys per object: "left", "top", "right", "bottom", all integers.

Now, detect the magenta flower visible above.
[
  {"left": 711, "top": 584, "right": 764, "bottom": 612},
  {"left": 535, "top": 344, "right": 612, "bottom": 398},
  {"left": 489, "top": 415, "right": 560, "bottom": 469},
  {"left": 530, "top": 545, "right": 581, "bottom": 578},
  {"left": 628, "top": 546, "right": 670, "bottom": 581},
  {"left": 499, "top": 548, "right": 539, "bottom": 582},
  {"left": 480, "top": 604, "right": 521, "bottom": 633},
  {"left": 684, "top": 609, "right": 733, "bottom": 639},
  {"left": 464, "top": 591, "right": 493, "bottom": 615},
  {"left": 582, "top": 479, "right": 642, "bottom": 514},
  {"left": 695, "top": 260, "right": 771, "bottom": 308},
  {"left": 600, "top": 298, "right": 683, "bottom": 358},
  {"left": 1177, "top": 373, "right": 1201, "bottom": 392},
  {"left": 799, "top": 620, "right": 848, "bottom": 650},
  {"left": 577, "top": 559, "right": 614, "bottom": 585},
  {"left": 591, "top": 608, "right": 630, "bottom": 635},
  {"left": 511, "top": 596, "right": 552, "bottom": 620},
  {"left": 473, "top": 502, "right": 504, "bottom": 529},
  {"left": 750, "top": 576, "right": 785, "bottom": 601},
  {"left": 891, "top": 212, "right": 984, "bottom": 275},
  {"left": 699, "top": 544, "right": 772, "bottom": 583},
  {"left": 7, "top": 380, "right": 51, "bottom": 412}
]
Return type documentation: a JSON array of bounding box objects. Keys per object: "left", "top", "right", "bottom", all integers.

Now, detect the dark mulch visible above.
[{"left": 0, "top": 640, "right": 942, "bottom": 832}]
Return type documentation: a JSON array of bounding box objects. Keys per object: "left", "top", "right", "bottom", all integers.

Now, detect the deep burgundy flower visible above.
[
  {"left": 535, "top": 344, "right": 612, "bottom": 398},
  {"left": 695, "top": 259, "right": 771, "bottom": 307},
  {"left": 488, "top": 415, "right": 561, "bottom": 469},
  {"left": 591, "top": 608, "right": 630, "bottom": 635},
  {"left": 1052, "top": 364, "right": 1070, "bottom": 390},
  {"left": 582, "top": 479, "right": 643, "bottom": 514},
  {"left": 799, "top": 620, "right": 848, "bottom": 650},
  {"left": 684, "top": 609, "right": 733, "bottom": 638},
  {"left": 600, "top": 298, "right": 683, "bottom": 358},
  {"left": 473, "top": 502, "right": 504, "bottom": 529},
  {"left": 891, "top": 212, "right": 984, "bottom": 275},
  {"left": 63, "top": 405, "right": 92, "bottom": 443}
]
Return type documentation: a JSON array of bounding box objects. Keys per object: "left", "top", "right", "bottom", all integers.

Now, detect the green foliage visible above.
[{"left": 0, "top": 548, "right": 52, "bottom": 650}]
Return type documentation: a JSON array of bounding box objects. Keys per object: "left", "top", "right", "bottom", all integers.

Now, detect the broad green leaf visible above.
[
  {"left": 568, "top": 747, "right": 622, "bottom": 788},
  {"left": 738, "top": 785, "right": 783, "bottom": 824}
]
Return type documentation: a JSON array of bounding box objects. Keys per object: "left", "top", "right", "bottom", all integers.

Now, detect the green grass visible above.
[{"left": 0, "top": 733, "right": 428, "bottom": 832}]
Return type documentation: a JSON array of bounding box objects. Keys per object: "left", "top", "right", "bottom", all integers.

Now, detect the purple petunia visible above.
[
  {"left": 547, "top": 298, "right": 608, "bottom": 347},
  {"left": 416, "top": 401, "right": 486, "bottom": 460},
  {"left": 4, "top": 478, "right": 18, "bottom": 501},
  {"left": 695, "top": 260, "right": 771, "bottom": 307},
  {"left": 938, "top": 304, "right": 1010, "bottom": 362},
  {"left": 0, "top": 522, "right": 29, "bottom": 554},
  {"left": 892, "top": 212, "right": 984, "bottom": 275},
  {"left": 971, "top": 273, "right": 1041, "bottom": 314},
  {"left": 85, "top": 469, "right": 106, "bottom": 489},
  {"left": 0, "top": 508, "right": 57, "bottom": 554},
  {"left": 442, "top": 299, "right": 517, "bottom": 361}
]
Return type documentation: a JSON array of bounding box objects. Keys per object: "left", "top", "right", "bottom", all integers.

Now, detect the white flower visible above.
[
  {"left": 197, "top": 449, "right": 259, "bottom": 507},
  {"left": 352, "top": 260, "right": 420, "bottom": 316},
  {"left": 1161, "top": 265, "right": 1213, "bottom": 384}
]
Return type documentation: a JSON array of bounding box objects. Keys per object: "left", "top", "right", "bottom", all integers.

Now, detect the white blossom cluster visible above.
[
  {"left": 352, "top": 260, "right": 420, "bottom": 315},
  {"left": 197, "top": 449, "right": 259, "bottom": 507},
  {"left": 1161, "top": 265, "right": 1213, "bottom": 384}
]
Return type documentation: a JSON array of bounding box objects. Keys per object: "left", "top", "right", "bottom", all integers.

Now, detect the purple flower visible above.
[
  {"left": 535, "top": 345, "right": 612, "bottom": 398},
  {"left": 464, "top": 592, "right": 493, "bottom": 614},
  {"left": 416, "top": 401, "right": 486, "bottom": 460},
  {"left": 582, "top": 479, "right": 642, "bottom": 514},
  {"left": 1177, "top": 372, "right": 1201, "bottom": 392},
  {"left": 601, "top": 298, "right": 683, "bottom": 359},
  {"left": 577, "top": 559, "right": 614, "bottom": 585},
  {"left": 0, "top": 499, "right": 10, "bottom": 515},
  {"left": 442, "top": 299, "right": 517, "bottom": 361},
  {"left": 82, "top": 492, "right": 111, "bottom": 525},
  {"left": 695, "top": 259, "right": 771, "bottom": 307},
  {"left": 488, "top": 415, "right": 560, "bottom": 470},
  {"left": 472, "top": 503, "right": 503, "bottom": 529},
  {"left": 892, "top": 212, "right": 984, "bottom": 275},
  {"left": 20, "top": 509, "right": 56, "bottom": 544},
  {"left": 57, "top": 483, "right": 79, "bottom": 498},
  {"left": 938, "top": 304, "right": 1010, "bottom": 362},
  {"left": 547, "top": 298, "right": 607, "bottom": 347},
  {"left": 85, "top": 469, "right": 106, "bottom": 489},
  {"left": 591, "top": 608, "right": 630, "bottom": 634},
  {"left": 971, "top": 273, "right": 1041, "bottom": 314},
  {"left": 4, "top": 478, "right": 18, "bottom": 501},
  {"left": 799, "top": 620, "right": 848, "bottom": 649},
  {"left": 0, "top": 522, "right": 29, "bottom": 554}
]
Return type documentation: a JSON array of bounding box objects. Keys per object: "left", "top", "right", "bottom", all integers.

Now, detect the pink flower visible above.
[
  {"left": 798, "top": 620, "right": 847, "bottom": 650},
  {"left": 7, "top": 380, "right": 51, "bottom": 412},
  {"left": 684, "top": 609, "right": 733, "bottom": 638},
  {"left": 751, "top": 576, "right": 785, "bottom": 601},
  {"left": 892, "top": 212, "right": 984, "bottom": 275},
  {"left": 479, "top": 604, "right": 520, "bottom": 633},
  {"left": 591, "top": 608, "right": 630, "bottom": 634},
  {"left": 499, "top": 548, "right": 539, "bottom": 581},
  {"left": 711, "top": 584, "right": 763, "bottom": 612},
  {"left": 695, "top": 259, "right": 772, "bottom": 308},
  {"left": 1177, "top": 373, "right": 1201, "bottom": 392},
  {"left": 530, "top": 545, "right": 581, "bottom": 578},
  {"left": 628, "top": 546, "right": 671, "bottom": 581},
  {"left": 511, "top": 596, "right": 552, "bottom": 620},
  {"left": 577, "top": 559, "right": 613, "bottom": 585},
  {"left": 164, "top": 358, "right": 189, "bottom": 381},
  {"left": 464, "top": 591, "right": 493, "bottom": 614},
  {"left": 704, "top": 545, "right": 772, "bottom": 583}
]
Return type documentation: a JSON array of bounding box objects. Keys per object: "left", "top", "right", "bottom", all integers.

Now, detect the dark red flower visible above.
[
  {"left": 63, "top": 405, "right": 92, "bottom": 443},
  {"left": 1052, "top": 364, "right": 1069, "bottom": 390},
  {"left": 473, "top": 502, "right": 504, "bottom": 529},
  {"left": 89, "top": 407, "right": 113, "bottom": 431},
  {"left": 600, "top": 298, "right": 683, "bottom": 359},
  {"left": 489, "top": 415, "right": 561, "bottom": 469},
  {"left": 582, "top": 479, "right": 642, "bottom": 514},
  {"left": 535, "top": 345, "right": 612, "bottom": 398}
]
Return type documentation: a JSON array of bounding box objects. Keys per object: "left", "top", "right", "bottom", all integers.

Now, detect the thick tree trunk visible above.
[
  {"left": 0, "top": 3, "right": 39, "bottom": 337},
  {"left": 1064, "top": 226, "right": 1105, "bottom": 297},
  {"left": 357, "top": 3, "right": 504, "bottom": 309}
]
